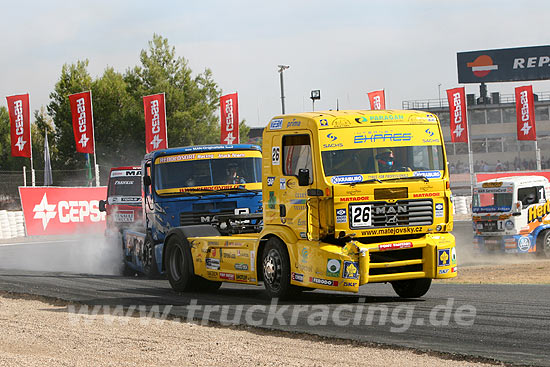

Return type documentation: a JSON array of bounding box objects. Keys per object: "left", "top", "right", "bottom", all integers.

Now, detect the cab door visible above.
[{"left": 280, "top": 132, "right": 319, "bottom": 240}]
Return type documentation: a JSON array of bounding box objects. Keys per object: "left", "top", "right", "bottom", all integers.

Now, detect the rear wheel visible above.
[
  {"left": 262, "top": 238, "right": 294, "bottom": 299},
  {"left": 165, "top": 236, "right": 194, "bottom": 292},
  {"left": 391, "top": 278, "right": 432, "bottom": 298},
  {"left": 537, "top": 231, "right": 550, "bottom": 258}
]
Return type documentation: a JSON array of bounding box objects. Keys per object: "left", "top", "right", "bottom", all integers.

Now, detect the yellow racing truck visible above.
[{"left": 163, "top": 110, "right": 456, "bottom": 298}]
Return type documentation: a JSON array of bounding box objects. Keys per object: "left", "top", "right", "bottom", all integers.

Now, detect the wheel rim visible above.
[
  {"left": 169, "top": 245, "right": 184, "bottom": 281},
  {"left": 263, "top": 249, "right": 282, "bottom": 291}
]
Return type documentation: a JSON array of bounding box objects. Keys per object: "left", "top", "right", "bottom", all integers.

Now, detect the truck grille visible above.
[
  {"left": 476, "top": 221, "right": 503, "bottom": 233},
  {"left": 370, "top": 199, "right": 433, "bottom": 227},
  {"left": 369, "top": 247, "right": 423, "bottom": 276},
  {"left": 180, "top": 210, "right": 237, "bottom": 226},
  {"left": 180, "top": 201, "right": 237, "bottom": 226}
]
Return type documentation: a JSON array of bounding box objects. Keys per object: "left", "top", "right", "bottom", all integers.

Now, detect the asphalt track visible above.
[{"left": 0, "top": 223, "right": 549, "bottom": 366}]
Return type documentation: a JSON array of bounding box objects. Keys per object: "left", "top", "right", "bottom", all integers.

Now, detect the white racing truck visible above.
[{"left": 472, "top": 175, "right": 550, "bottom": 256}]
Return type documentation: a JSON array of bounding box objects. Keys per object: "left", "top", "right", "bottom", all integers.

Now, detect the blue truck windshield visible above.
[{"left": 155, "top": 156, "right": 262, "bottom": 192}]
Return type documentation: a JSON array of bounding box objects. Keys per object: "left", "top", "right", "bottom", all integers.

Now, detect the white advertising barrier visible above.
[
  {"left": 0, "top": 210, "right": 25, "bottom": 239},
  {"left": 453, "top": 196, "right": 472, "bottom": 215},
  {"left": 19, "top": 186, "right": 107, "bottom": 236}
]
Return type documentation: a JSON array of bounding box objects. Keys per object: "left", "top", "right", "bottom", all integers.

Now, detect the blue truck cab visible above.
[{"left": 122, "top": 144, "right": 263, "bottom": 277}]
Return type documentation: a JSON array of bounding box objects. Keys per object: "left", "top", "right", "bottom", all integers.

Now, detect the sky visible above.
[{"left": 2, "top": 0, "right": 550, "bottom": 128}]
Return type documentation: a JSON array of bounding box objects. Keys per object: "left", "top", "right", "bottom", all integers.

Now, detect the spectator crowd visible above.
[{"left": 450, "top": 157, "right": 550, "bottom": 173}]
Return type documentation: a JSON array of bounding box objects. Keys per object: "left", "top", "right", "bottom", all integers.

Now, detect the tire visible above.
[
  {"left": 391, "top": 278, "right": 432, "bottom": 298},
  {"left": 262, "top": 238, "right": 294, "bottom": 299},
  {"left": 165, "top": 236, "right": 195, "bottom": 292},
  {"left": 537, "top": 230, "right": 550, "bottom": 258},
  {"left": 143, "top": 236, "right": 160, "bottom": 279}
]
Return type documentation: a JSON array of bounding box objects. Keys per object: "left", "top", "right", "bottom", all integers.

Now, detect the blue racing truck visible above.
[{"left": 122, "top": 144, "right": 263, "bottom": 277}]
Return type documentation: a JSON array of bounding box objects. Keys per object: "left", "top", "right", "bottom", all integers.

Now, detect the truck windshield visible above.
[
  {"left": 322, "top": 145, "right": 444, "bottom": 177},
  {"left": 108, "top": 176, "right": 141, "bottom": 197},
  {"left": 155, "top": 156, "right": 262, "bottom": 192},
  {"left": 472, "top": 192, "right": 513, "bottom": 213}
]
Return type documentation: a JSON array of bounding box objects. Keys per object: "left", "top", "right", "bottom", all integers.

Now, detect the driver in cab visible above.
[
  {"left": 376, "top": 148, "right": 397, "bottom": 173},
  {"left": 226, "top": 163, "right": 246, "bottom": 184}
]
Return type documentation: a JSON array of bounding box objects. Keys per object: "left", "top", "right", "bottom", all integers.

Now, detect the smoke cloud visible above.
[{"left": 0, "top": 232, "right": 124, "bottom": 275}]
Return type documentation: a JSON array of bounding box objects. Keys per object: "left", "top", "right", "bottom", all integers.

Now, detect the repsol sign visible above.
[{"left": 458, "top": 45, "right": 550, "bottom": 83}]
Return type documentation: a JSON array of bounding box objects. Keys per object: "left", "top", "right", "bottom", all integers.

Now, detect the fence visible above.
[{"left": 0, "top": 166, "right": 111, "bottom": 210}]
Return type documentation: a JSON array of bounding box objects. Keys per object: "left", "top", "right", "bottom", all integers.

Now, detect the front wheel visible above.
[
  {"left": 537, "top": 230, "right": 550, "bottom": 258},
  {"left": 391, "top": 278, "right": 432, "bottom": 298},
  {"left": 143, "top": 237, "right": 160, "bottom": 279},
  {"left": 165, "top": 236, "right": 194, "bottom": 292},
  {"left": 262, "top": 238, "right": 294, "bottom": 299}
]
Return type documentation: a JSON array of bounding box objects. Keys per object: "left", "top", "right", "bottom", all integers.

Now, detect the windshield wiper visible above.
[
  {"left": 162, "top": 189, "right": 223, "bottom": 197},
  {"left": 380, "top": 176, "right": 429, "bottom": 183},
  {"left": 223, "top": 185, "right": 260, "bottom": 194},
  {"left": 350, "top": 178, "right": 382, "bottom": 186}
]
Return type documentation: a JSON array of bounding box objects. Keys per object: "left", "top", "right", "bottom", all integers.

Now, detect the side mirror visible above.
[
  {"left": 99, "top": 200, "right": 106, "bottom": 212},
  {"left": 298, "top": 169, "right": 310, "bottom": 186},
  {"left": 143, "top": 175, "right": 151, "bottom": 187},
  {"left": 513, "top": 200, "right": 522, "bottom": 214}
]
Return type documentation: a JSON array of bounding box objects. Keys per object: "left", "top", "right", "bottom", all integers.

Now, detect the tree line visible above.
[{"left": 0, "top": 34, "right": 250, "bottom": 175}]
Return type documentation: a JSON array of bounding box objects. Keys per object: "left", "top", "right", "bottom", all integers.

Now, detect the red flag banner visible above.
[
  {"left": 446, "top": 87, "right": 469, "bottom": 143},
  {"left": 6, "top": 93, "right": 31, "bottom": 157},
  {"left": 143, "top": 93, "right": 168, "bottom": 153},
  {"left": 220, "top": 93, "right": 239, "bottom": 144},
  {"left": 68, "top": 91, "right": 95, "bottom": 153},
  {"left": 515, "top": 85, "right": 536, "bottom": 141},
  {"left": 367, "top": 90, "right": 386, "bottom": 110},
  {"left": 19, "top": 186, "right": 107, "bottom": 236}
]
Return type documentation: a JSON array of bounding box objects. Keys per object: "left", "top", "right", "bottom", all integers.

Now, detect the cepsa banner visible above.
[
  {"left": 446, "top": 87, "right": 469, "bottom": 143},
  {"left": 143, "top": 93, "right": 168, "bottom": 153},
  {"left": 6, "top": 93, "right": 31, "bottom": 157},
  {"left": 220, "top": 93, "right": 239, "bottom": 144},
  {"left": 19, "top": 187, "right": 107, "bottom": 236},
  {"left": 367, "top": 90, "right": 386, "bottom": 110},
  {"left": 515, "top": 85, "right": 537, "bottom": 141},
  {"left": 68, "top": 91, "right": 95, "bottom": 154}
]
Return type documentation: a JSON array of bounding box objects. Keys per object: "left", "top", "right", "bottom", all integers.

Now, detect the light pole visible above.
[
  {"left": 438, "top": 83, "right": 442, "bottom": 108},
  {"left": 278, "top": 65, "right": 289, "bottom": 114},
  {"left": 310, "top": 89, "right": 320, "bottom": 111}
]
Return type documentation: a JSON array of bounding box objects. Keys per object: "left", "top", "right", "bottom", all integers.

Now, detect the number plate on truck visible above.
[
  {"left": 114, "top": 211, "right": 135, "bottom": 223},
  {"left": 349, "top": 204, "right": 372, "bottom": 228}
]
